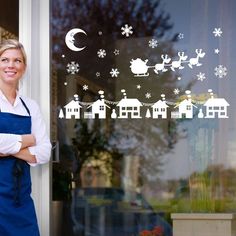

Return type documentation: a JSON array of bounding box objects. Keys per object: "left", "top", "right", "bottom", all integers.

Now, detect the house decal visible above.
[
  {"left": 64, "top": 94, "right": 82, "bottom": 119},
  {"left": 87, "top": 90, "right": 110, "bottom": 119},
  {"left": 59, "top": 89, "right": 230, "bottom": 120},
  {"left": 172, "top": 90, "right": 197, "bottom": 119},
  {"left": 152, "top": 94, "right": 169, "bottom": 119},
  {"left": 204, "top": 92, "right": 229, "bottom": 118},
  {"left": 117, "top": 89, "right": 142, "bottom": 118}
]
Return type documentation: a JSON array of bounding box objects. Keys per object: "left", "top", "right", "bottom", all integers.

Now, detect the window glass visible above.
[
  {"left": 0, "top": 1, "right": 18, "bottom": 41},
  {"left": 51, "top": 0, "right": 236, "bottom": 235}
]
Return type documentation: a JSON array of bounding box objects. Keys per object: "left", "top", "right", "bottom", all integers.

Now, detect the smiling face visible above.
[{"left": 0, "top": 49, "right": 26, "bottom": 88}]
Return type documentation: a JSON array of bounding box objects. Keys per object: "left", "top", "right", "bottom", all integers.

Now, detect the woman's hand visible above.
[
  {"left": 14, "top": 148, "right": 37, "bottom": 163},
  {"left": 0, "top": 153, "right": 8, "bottom": 157}
]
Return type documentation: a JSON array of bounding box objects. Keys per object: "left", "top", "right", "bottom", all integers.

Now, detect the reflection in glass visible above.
[
  {"left": 0, "top": 1, "right": 18, "bottom": 41},
  {"left": 51, "top": 0, "right": 236, "bottom": 235}
]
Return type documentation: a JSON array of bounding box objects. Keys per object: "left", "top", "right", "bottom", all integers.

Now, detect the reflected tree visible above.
[
  {"left": 51, "top": 0, "right": 177, "bottom": 64},
  {"left": 71, "top": 119, "right": 123, "bottom": 187},
  {"left": 51, "top": 0, "right": 187, "bottom": 188}
]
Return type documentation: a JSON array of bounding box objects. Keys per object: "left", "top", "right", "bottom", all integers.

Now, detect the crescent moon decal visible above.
[{"left": 65, "top": 28, "right": 87, "bottom": 51}]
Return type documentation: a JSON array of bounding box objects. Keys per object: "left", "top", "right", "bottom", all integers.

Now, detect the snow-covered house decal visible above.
[
  {"left": 152, "top": 94, "right": 169, "bottom": 119},
  {"left": 64, "top": 94, "right": 82, "bottom": 119},
  {"left": 60, "top": 88, "right": 230, "bottom": 120},
  {"left": 173, "top": 90, "right": 197, "bottom": 119},
  {"left": 87, "top": 90, "right": 110, "bottom": 119},
  {"left": 204, "top": 90, "right": 229, "bottom": 118},
  {"left": 117, "top": 89, "right": 142, "bottom": 118}
]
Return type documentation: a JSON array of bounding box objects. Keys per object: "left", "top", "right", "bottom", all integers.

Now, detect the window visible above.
[{"left": 51, "top": 1, "right": 236, "bottom": 235}]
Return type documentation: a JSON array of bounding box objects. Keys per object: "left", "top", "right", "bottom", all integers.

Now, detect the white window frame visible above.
[{"left": 19, "top": 0, "right": 51, "bottom": 235}]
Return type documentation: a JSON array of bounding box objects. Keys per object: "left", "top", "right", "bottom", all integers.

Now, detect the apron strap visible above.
[
  {"left": 19, "top": 97, "right": 31, "bottom": 116},
  {"left": 0, "top": 97, "right": 31, "bottom": 116}
]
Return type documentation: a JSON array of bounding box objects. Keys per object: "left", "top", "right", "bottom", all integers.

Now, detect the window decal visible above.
[
  {"left": 65, "top": 28, "right": 87, "bottom": 51},
  {"left": 59, "top": 89, "right": 229, "bottom": 120},
  {"left": 59, "top": 25, "right": 230, "bottom": 120}
]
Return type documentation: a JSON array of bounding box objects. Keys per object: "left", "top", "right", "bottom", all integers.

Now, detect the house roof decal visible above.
[
  {"left": 204, "top": 98, "right": 230, "bottom": 106},
  {"left": 117, "top": 98, "right": 143, "bottom": 107},
  {"left": 152, "top": 94, "right": 169, "bottom": 108},
  {"left": 64, "top": 95, "right": 82, "bottom": 108}
]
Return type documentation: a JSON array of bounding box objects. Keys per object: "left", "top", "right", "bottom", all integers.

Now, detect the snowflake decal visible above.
[
  {"left": 83, "top": 85, "right": 88, "bottom": 91},
  {"left": 96, "top": 72, "right": 100, "bottom": 77},
  {"left": 213, "top": 28, "right": 223, "bottom": 37},
  {"left": 121, "top": 24, "right": 133, "bottom": 37},
  {"left": 110, "top": 68, "right": 120, "bottom": 77},
  {"left": 114, "top": 49, "right": 119, "bottom": 55},
  {"left": 178, "top": 33, "right": 184, "bottom": 39},
  {"left": 197, "top": 72, "right": 206, "bottom": 81},
  {"left": 145, "top": 92, "right": 151, "bottom": 99},
  {"left": 214, "top": 48, "right": 220, "bottom": 54},
  {"left": 148, "top": 39, "right": 158, "bottom": 48},
  {"left": 67, "top": 61, "right": 79, "bottom": 74},
  {"left": 173, "top": 88, "right": 180, "bottom": 95},
  {"left": 97, "top": 49, "right": 106, "bottom": 58},
  {"left": 214, "top": 65, "right": 227, "bottom": 78},
  {"left": 136, "top": 84, "right": 141, "bottom": 89}
]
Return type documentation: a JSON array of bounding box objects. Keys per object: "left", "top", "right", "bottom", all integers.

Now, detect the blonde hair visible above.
[{"left": 0, "top": 39, "right": 27, "bottom": 65}]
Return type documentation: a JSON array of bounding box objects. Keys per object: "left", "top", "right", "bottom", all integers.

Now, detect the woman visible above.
[{"left": 0, "top": 39, "right": 51, "bottom": 235}]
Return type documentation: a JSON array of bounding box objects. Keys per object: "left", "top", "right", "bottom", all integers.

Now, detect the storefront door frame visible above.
[{"left": 19, "top": 0, "right": 51, "bottom": 235}]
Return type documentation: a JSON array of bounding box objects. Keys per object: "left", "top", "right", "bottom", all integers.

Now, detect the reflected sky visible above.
[{"left": 160, "top": 0, "right": 236, "bottom": 180}]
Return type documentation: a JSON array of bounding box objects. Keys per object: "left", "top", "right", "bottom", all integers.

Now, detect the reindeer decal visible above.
[
  {"left": 154, "top": 55, "right": 171, "bottom": 74},
  {"left": 129, "top": 49, "right": 206, "bottom": 77},
  {"left": 188, "top": 49, "right": 205, "bottom": 68},
  {"left": 170, "top": 52, "right": 188, "bottom": 71}
]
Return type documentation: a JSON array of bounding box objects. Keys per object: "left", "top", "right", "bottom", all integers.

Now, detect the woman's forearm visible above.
[
  {"left": 20, "top": 134, "right": 36, "bottom": 149},
  {"left": 0, "top": 134, "right": 36, "bottom": 158},
  {"left": 13, "top": 148, "right": 37, "bottom": 163}
]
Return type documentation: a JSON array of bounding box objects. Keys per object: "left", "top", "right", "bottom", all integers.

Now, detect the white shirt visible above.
[{"left": 0, "top": 90, "right": 51, "bottom": 166}]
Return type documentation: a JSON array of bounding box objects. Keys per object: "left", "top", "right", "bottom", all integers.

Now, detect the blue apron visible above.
[{"left": 0, "top": 98, "right": 40, "bottom": 236}]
